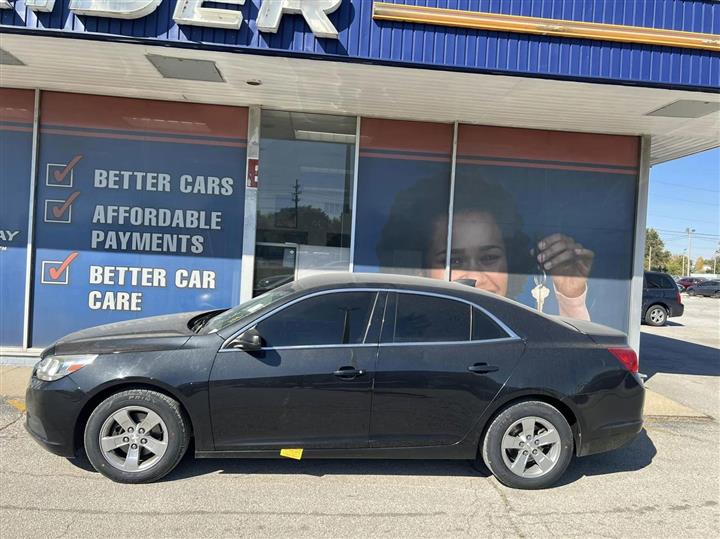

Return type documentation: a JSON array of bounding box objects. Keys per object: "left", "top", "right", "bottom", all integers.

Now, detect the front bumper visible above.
[{"left": 25, "top": 374, "right": 86, "bottom": 458}]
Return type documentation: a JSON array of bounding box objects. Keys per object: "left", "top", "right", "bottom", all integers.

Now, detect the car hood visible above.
[{"left": 45, "top": 311, "right": 204, "bottom": 356}]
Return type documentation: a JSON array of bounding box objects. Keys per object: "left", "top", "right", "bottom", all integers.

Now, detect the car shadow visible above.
[
  {"left": 640, "top": 333, "right": 720, "bottom": 378},
  {"left": 157, "top": 428, "right": 656, "bottom": 487}
]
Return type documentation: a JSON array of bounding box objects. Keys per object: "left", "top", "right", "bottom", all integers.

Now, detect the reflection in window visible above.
[
  {"left": 392, "top": 294, "right": 470, "bottom": 343},
  {"left": 256, "top": 292, "right": 377, "bottom": 347},
  {"left": 255, "top": 111, "right": 356, "bottom": 295}
]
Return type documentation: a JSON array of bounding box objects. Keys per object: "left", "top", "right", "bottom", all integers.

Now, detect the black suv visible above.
[{"left": 643, "top": 271, "right": 684, "bottom": 326}]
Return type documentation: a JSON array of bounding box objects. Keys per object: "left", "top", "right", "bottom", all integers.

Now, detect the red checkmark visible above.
[
  {"left": 53, "top": 155, "right": 83, "bottom": 183},
  {"left": 52, "top": 191, "right": 81, "bottom": 218},
  {"left": 48, "top": 251, "right": 79, "bottom": 280}
]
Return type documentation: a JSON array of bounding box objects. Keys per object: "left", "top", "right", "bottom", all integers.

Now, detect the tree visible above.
[
  {"left": 645, "top": 229, "right": 671, "bottom": 271},
  {"left": 665, "top": 254, "right": 685, "bottom": 276},
  {"left": 694, "top": 256, "right": 706, "bottom": 273}
]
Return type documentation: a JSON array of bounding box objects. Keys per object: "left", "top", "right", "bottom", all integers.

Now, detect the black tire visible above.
[
  {"left": 480, "top": 401, "right": 573, "bottom": 490},
  {"left": 83, "top": 389, "right": 190, "bottom": 483},
  {"left": 644, "top": 304, "right": 667, "bottom": 326}
]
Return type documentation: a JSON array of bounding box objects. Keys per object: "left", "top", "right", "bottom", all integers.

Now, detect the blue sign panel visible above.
[
  {"left": 0, "top": 0, "right": 717, "bottom": 91},
  {"left": 0, "top": 89, "right": 34, "bottom": 347},
  {"left": 31, "top": 92, "right": 247, "bottom": 346}
]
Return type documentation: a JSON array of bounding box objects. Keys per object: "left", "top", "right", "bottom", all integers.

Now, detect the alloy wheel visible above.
[
  {"left": 99, "top": 406, "right": 169, "bottom": 472},
  {"left": 649, "top": 307, "right": 665, "bottom": 325},
  {"left": 500, "top": 416, "right": 562, "bottom": 478}
]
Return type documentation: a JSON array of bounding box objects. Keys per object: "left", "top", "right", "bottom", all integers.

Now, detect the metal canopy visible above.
[{"left": 0, "top": 33, "right": 717, "bottom": 164}]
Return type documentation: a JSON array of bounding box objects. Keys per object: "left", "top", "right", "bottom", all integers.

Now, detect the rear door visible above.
[{"left": 370, "top": 291, "right": 525, "bottom": 448}]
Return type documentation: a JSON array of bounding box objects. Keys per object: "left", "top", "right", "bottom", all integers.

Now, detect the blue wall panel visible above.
[{"left": 1, "top": 0, "right": 718, "bottom": 90}]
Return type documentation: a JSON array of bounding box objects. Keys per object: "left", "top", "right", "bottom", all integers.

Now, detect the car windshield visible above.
[{"left": 202, "top": 285, "right": 296, "bottom": 334}]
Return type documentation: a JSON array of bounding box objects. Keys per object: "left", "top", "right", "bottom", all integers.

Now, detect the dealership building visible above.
[{"left": 0, "top": 0, "right": 718, "bottom": 354}]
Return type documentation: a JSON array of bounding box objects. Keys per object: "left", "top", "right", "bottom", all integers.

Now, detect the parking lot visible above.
[{"left": 1, "top": 296, "right": 718, "bottom": 538}]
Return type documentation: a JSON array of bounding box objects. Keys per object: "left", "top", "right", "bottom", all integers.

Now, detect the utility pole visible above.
[
  {"left": 686, "top": 227, "right": 695, "bottom": 275},
  {"left": 291, "top": 179, "right": 302, "bottom": 229},
  {"left": 648, "top": 246, "right": 652, "bottom": 271}
]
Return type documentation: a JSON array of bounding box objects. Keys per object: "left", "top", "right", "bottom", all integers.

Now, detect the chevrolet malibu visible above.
[{"left": 26, "top": 273, "right": 644, "bottom": 489}]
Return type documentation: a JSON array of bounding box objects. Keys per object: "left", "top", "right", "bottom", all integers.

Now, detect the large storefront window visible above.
[
  {"left": 254, "top": 111, "right": 355, "bottom": 296},
  {"left": 352, "top": 119, "right": 453, "bottom": 275},
  {"left": 0, "top": 89, "right": 34, "bottom": 347},
  {"left": 451, "top": 125, "right": 639, "bottom": 332},
  {"left": 31, "top": 93, "right": 247, "bottom": 346}
]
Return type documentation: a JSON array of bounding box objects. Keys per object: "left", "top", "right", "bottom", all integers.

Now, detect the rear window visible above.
[{"left": 645, "top": 273, "right": 675, "bottom": 289}]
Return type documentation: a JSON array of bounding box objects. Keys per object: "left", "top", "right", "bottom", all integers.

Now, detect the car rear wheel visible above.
[
  {"left": 480, "top": 401, "right": 573, "bottom": 490},
  {"left": 644, "top": 305, "right": 667, "bottom": 326},
  {"left": 83, "top": 389, "right": 190, "bottom": 483}
]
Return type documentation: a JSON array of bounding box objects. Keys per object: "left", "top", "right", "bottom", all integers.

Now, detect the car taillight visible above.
[
  {"left": 608, "top": 347, "right": 638, "bottom": 374},
  {"left": 676, "top": 291, "right": 682, "bottom": 304}
]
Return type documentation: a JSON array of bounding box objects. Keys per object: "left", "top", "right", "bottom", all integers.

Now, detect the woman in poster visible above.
[{"left": 376, "top": 177, "right": 595, "bottom": 320}]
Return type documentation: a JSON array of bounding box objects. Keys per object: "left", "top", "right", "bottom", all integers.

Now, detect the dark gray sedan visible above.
[{"left": 26, "top": 273, "right": 644, "bottom": 489}]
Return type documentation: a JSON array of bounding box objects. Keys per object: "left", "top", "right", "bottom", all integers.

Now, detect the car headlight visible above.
[{"left": 35, "top": 354, "right": 97, "bottom": 382}]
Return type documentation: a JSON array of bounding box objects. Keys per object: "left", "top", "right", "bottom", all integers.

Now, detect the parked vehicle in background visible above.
[
  {"left": 25, "top": 273, "right": 644, "bottom": 490},
  {"left": 677, "top": 277, "right": 706, "bottom": 290},
  {"left": 687, "top": 280, "right": 720, "bottom": 298},
  {"left": 643, "top": 271, "right": 684, "bottom": 326}
]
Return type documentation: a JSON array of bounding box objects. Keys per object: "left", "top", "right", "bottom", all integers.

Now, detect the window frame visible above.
[{"left": 220, "top": 288, "right": 518, "bottom": 352}]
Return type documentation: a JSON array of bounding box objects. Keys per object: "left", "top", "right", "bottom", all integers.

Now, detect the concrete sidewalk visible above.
[{"left": 0, "top": 365, "right": 708, "bottom": 419}]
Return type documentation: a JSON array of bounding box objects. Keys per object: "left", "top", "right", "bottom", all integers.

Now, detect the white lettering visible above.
[
  {"left": 92, "top": 169, "right": 170, "bottom": 191},
  {"left": 175, "top": 269, "right": 216, "bottom": 289},
  {"left": 88, "top": 291, "right": 143, "bottom": 311},
  {"left": 0, "top": 230, "right": 20, "bottom": 242},
  {"left": 173, "top": 0, "right": 245, "bottom": 30},
  {"left": 89, "top": 265, "right": 167, "bottom": 287},
  {"left": 257, "top": 0, "right": 342, "bottom": 39},
  {"left": 69, "top": 0, "right": 162, "bottom": 19},
  {"left": 26, "top": 0, "right": 56, "bottom": 12}
]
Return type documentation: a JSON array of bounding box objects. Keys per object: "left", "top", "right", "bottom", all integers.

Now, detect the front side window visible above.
[
  {"left": 392, "top": 294, "right": 471, "bottom": 343},
  {"left": 256, "top": 292, "right": 377, "bottom": 347}
]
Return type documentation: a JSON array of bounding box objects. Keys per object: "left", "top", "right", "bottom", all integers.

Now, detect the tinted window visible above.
[
  {"left": 472, "top": 308, "right": 509, "bottom": 341},
  {"left": 393, "top": 294, "right": 470, "bottom": 343},
  {"left": 645, "top": 273, "right": 666, "bottom": 289},
  {"left": 256, "top": 292, "right": 377, "bottom": 347}
]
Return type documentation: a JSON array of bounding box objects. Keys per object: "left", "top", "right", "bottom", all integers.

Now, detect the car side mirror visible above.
[{"left": 229, "top": 328, "right": 263, "bottom": 351}]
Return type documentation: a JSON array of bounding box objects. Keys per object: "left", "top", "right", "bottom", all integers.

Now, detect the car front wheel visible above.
[
  {"left": 644, "top": 305, "right": 667, "bottom": 326},
  {"left": 480, "top": 401, "right": 574, "bottom": 489},
  {"left": 83, "top": 389, "right": 190, "bottom": 483}
]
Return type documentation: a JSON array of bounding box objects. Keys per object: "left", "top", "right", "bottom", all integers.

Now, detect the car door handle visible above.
[
  {"left": 333, "top": 366, "right": 365, "bottom": 378},
  {"left": 468, "top": 363, "right": 499, "bottom": 374}
]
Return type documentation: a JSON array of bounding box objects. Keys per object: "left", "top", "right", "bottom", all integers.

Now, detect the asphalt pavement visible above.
[{"left": 1, "top": 294, "right": 718, "bottom": 537}]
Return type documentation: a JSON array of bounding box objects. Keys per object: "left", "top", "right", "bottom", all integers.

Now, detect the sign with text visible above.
[
  {"left": 0, "top": 89, "right": 34, "bottom": 347},
  {"left": 31, "top": 92, "right": 248, "bottom": 346}
]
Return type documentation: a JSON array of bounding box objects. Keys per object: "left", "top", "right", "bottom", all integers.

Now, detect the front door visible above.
[
  {"left": 209, "top": 290, "right": 383, "bottom": 450},
  {"left": 371, "top": 292, "right": 525, "bottom": 447}
]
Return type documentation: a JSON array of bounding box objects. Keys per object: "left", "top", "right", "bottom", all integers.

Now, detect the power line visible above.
[
  {"left": 648, "top": 214, "right": 719, "bottom": 225},
  {"left": 651, "top": 179, "right": 720, "bottom": 193}
]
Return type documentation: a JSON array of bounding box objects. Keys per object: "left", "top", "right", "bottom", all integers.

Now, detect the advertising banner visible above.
[
  {"left": 0, "top": 89, "right": 34, "bottom": 347},
  {"left": 31, "top": 93, "right": 247, "bottom": 346},
  {"left": 354, "top": 120, "right": 639, "bottom": 333}
]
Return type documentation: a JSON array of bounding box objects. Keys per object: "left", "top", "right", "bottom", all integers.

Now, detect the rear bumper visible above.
[
  {"left": 576, "top": 418, "right": 643, "bottom": 457},
  {"left": 573, "top": 372, "right": 645, "bottom": 458},
  {"left": 669, "top": 303, "right": 684, "bottom": 318}
]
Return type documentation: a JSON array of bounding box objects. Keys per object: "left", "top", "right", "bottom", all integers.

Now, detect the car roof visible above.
[{"left": 289, "top": 271, "right": 490, "bottom": 296}]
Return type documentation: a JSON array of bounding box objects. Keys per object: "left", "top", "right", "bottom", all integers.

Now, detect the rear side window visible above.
[
  {"left": 393, "top": 294, "right": 470, "bottom": 343},
  {"left": 256, "top": 292, "right": 377, "bottom": 347},
  {"left": 472, "top": 308, "right": 509, "bottom": 341},
  {"left": 645, "top": 273, "right": 672, "bottom": 289}
]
